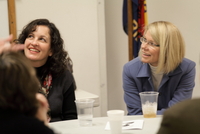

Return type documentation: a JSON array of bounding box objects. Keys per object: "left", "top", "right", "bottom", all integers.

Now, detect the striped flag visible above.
[{"left": 123, "top": 0, "right": 148, "bottom": 58}]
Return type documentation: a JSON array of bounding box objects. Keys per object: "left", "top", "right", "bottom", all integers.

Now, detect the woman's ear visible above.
[{"left": 48, "top": 50, "right": 53, "bottom": 57}]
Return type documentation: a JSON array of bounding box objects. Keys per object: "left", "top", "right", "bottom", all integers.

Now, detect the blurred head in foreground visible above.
[{"left": 0, "top": 52, "right": 40, "bottom": 116}]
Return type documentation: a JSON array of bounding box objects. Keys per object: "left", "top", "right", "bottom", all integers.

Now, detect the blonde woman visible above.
[{"left": 123, "top": 21, "right": 196, "bottom": 115}]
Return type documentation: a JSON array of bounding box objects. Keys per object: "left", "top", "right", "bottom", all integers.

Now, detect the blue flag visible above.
[{"left": 122, "top": 0, "right": 148, "bottom": 58}]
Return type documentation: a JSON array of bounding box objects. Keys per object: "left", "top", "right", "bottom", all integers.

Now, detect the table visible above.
[
  {"left": 75, "top": 89, "right": 99, "bottom": 107},
  {"left": 49, "top": 115, "right": 163, "bottom": 134}
]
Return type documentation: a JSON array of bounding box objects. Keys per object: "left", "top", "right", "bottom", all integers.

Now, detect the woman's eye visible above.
[
  {"left": 27, "top": 34, "right": 33, "bottom": 38},
  {"left": 150, "top": 42, "right": 154, "bottom": 46},
  {"left": 40, "top": 38, "right": 46, "bottom": 42},
  {"left": 143, "top": 38, "right": 147, "bottom": 43}
]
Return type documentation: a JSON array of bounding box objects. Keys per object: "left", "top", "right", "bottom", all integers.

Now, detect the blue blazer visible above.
[{"left": 123, "top": 57, "right": 196, "bottom": 115}]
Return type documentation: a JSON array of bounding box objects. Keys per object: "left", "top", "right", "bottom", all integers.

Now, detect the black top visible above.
[
  {"left": 36, "top": 66, "right": 77, "bottom": 122},
  {"left": 0, "top": 109, "right": 55, "bottom": 134}
]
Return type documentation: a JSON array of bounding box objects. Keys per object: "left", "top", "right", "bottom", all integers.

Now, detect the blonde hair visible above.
[{"left": 142, "top": 21, "right": 185, "bottom": 74}]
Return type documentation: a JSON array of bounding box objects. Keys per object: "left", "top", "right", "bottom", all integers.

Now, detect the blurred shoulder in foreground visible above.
[{"left": 157, "top": 98, "right": 200, "bottom": 134}]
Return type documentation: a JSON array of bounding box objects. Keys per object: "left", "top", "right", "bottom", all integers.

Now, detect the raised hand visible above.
[{"left": 0, "top": 35, "right": 24, "bottom": 53}]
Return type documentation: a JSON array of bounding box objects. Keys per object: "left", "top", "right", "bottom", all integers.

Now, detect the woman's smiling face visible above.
[
  {"left": 140, "top": 31, "right": 160, "bottom": 66},
  {"left": 24, "top": 25, "right": 52, "bottom": 67}
]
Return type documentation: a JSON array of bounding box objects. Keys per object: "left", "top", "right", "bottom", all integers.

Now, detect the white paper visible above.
[{"left": 105, "top": 120, "right": 144, "bottom": 130}]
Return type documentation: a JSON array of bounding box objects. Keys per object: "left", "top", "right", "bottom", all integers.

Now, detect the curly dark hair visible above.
[
  {"left": 17, "top": 19, "right": 73, "bottom": 81},
  {"left": 0, "top": 52, "right": 40, "bottom": 116}
]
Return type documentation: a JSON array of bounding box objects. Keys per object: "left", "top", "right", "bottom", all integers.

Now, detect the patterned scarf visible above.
[
  {"left": 41, "top": 73, "right": 53, "bottom": 97},
  {"left": 39, "top": 73, "right": 52, "bottom": 121}
]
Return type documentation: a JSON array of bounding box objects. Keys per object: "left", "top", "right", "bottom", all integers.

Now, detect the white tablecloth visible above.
[{"left": 49, "top": 115, "right": 162, "bottom": 134}]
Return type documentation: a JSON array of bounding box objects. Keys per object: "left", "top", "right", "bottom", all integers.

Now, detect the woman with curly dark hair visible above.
[{"left": 17, "top": 19, "right": 77, "bottom": 122}]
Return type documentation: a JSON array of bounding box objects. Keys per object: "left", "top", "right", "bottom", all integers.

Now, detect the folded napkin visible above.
[{"left": 105, "top": 120, "right": 144, "bottom": 130}]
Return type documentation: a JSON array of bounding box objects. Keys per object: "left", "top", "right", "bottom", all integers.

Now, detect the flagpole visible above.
[
  {"left": 127, "top": 0, "right": 134, "bottom": 61},
  {"left": 7, "top": 0, "right": 17, "bottom": 40}
]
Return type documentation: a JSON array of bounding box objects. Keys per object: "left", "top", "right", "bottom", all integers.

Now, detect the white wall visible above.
[
  {"left": 0, "top": 0, "right": 9, "bottom": 38},
  {"left": 105, "top": 0, "right": 128, "bottom": 114}
]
